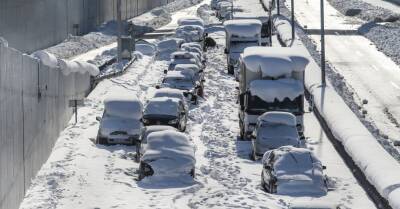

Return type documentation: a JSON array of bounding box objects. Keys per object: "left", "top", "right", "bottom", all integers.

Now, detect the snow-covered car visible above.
[
  {"left": 168, "top": 51, "right": 204, "bottom": 71},
  {"left": 289, "top": 200, "right": 342, "bottom": 209},
  {"left": 181, "top": 46, "right": 205, "bottom": 62},
  {"left": 233, "top": 13, "right": 270, "bottom": 46},
  {"left": 157, "top": 38, "right": 185, "bottom": 59},
  {"left": 143, "top": 97, "right": 188, "bottom": 131},
  {"left": 211, "top": 0, "right": 231, "bottom": 10},
  {"left": 153, "top": 88, "right": 188, "bottom": 107},
  {"left": 138, "top": 125, "right": 179, "bottom": 157},
  {"left": 138, "top": 130, "right": 196, "bottom": 180},
  {"left": 158, "top": 70, "right": 204, "bottom": 103},
  {"left": 96, "top": 95, "right": 143, "bottom": 145},
  {"left": 250, "top": 112, "right": 301, "bottom": 160},
  {"left": 181, "top": 42, "right": 203, "bottom": 53},
  {"left": 177, "top": 17, "right": 205, "bottom": 28},
  {"left": 135, "top": 39, "right": 157, "bottom": 56},
  {"left": 217, "top": 1, "right": 233, "bottom": 20},
  {"left": 261, "top": 146, "right": 328, "bottom": 196},
  {"left": 176, "top": 25, "right": 206, "bottom": 45}
]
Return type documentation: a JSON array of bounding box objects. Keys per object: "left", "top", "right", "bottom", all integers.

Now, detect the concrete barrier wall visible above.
[
  {"left": 0, "top": 42, "right": 91, "bottom": 209},
  {"left": 0, "top": 0, "right": 174, "bottom": 53}
]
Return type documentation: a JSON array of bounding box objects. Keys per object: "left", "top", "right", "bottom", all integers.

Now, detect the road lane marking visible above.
[{"left": 391, "top": 81, "right": 400, "bottom": 90}]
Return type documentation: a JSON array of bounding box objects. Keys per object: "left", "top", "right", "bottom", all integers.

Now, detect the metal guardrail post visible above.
[
  {"left": 291, "top": 0, "right": 295, "bottom": 41},
  {"left": 321, "top": 0, "right": 326, "bottom": 86}
]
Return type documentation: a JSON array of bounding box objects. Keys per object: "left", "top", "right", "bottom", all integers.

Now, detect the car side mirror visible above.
[
  {"left": 155, "top": 85, "right": 160, "bottom": 89},
  {"left": 96, "top": 116, "right": 102, "bottom": 121},
  {"left": 322, "top": 165, "right": 327, "bottom": 170},
  {"left": 163, "top": 69, "right": 168, "bottom": 74},
  {"left": 224, "top": 48, "right": 229, "bottom": 54},
  {"left": 264, "top": 165, "right": 271, "bottom": 170}
]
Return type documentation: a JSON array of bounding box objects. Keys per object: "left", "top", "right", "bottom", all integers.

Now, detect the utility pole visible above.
[
  {"left": 321, "top": 0, "right": 326, "bottom": 86},
  {"left": 117, "top": 0, "right": 122, "bottom": 62},
  {"left": 277, "top": 0, "right": 280, "bottom": 15},
  {"left": 291, "top": 0, "right": 295, "bottom": 41}
]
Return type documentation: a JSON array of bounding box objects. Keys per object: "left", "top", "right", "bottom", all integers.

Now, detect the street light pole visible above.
[
  {"left": 321, "top": 0, "right": 326, "bottom": 86},
  {"left": 291, "top": 0, "right": 295, "bottom": 41},
  {"left": 277, "top": 0, "right": 280, "bottom": 15},
  {"left": 117, "top": 0, "right": 122, "bottom": 62}
]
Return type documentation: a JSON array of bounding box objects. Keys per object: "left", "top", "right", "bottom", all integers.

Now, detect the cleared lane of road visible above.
[{"left": 290, "top": 0, "right": 400, "bottom": 145}]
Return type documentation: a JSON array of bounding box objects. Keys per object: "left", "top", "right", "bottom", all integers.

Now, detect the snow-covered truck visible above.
[
  {"left": 238, "top": 47, "right": 310, "bottom": 139},
  {"left": 223, "top": 19, "right": 262, "bottom": 76},
  {"left": 232, "top": 13, "right": 270, "bottom": 46}
]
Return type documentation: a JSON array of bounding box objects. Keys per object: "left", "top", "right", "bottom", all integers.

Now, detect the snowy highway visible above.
[
  {"left": 17, "top": 1, "right": 380, "bottom": 209},
  {"left": 290, "top": 0, "right": 400, "bottom": 154}
]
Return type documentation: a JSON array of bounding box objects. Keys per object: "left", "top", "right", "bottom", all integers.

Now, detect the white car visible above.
[
  {"left": 138, "top": 130, "right": 196, "bottom": 180},
  {"left": 261, "top": 146, "right": 328, "bottom": 196},
  {"left": 177, "top": 17, "right": 205, "bottom": 28},
  {"left": 250, "top": 112, "right": 302, "bottom": 160},
  {"left": 181, "top": 42, "right": 203, "bottom": 52},
  {"left": 138, "top": 125, "right": 179, "bottom": 157},
  {"left": 168, "top": 51, "right": 204, "bottom": 71},
  {"left": 175, "top": 25, "right": 205, "bottom": 44},
  {"left": 142, "top": 97, "right": 188, "bottom": 131},
  {"left": 96, "top": 95, "right": 143, "bottom": 145}
]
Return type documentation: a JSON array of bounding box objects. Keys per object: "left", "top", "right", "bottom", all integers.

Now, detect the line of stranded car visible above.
[
  {"left": 214, "top": 0, "right": 343, "bottom": 208},
  {"left": 96, "top": 17, "right": 207, "bottom": 180}
]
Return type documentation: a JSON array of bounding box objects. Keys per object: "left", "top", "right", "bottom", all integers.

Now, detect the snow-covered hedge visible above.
[{"left": 298, "top": 40, "right": 400, "bottom": 208}]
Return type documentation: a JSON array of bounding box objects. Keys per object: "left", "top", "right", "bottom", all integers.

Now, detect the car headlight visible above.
[{"left": 168, "top": 119, "right": 179, "bottom": 125}]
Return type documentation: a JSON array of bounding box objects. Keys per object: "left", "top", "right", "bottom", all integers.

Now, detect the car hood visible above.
[
  {"left": 100, "top": 117, "right": 142, "bottom": 137},
  {"left": 276, "top": 172, "right": 327, "bottom": 196}
]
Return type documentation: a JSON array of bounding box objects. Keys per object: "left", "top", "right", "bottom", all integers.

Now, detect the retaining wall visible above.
[
  {"left": 0, "top": 42, "right": 91, "bottom": 209},
  {"left": 0, "top": 0, "right": 174, "bottom": 53}
]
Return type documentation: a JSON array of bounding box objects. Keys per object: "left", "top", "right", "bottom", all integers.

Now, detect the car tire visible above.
[
  {"left": 249, "top": 150, "right": 256, "bottom": 161},
  {"left": 228, "top": 65, "right": 234, "bottom": 75},
  {"left": 261, "top": 171, "right": 268, "bottom": 191},
  {"left": 197, "top": 86, "right": 204, "bottom": 97},
  {"left": 190, "top": 168, "right": 195, "bottom": 178}
]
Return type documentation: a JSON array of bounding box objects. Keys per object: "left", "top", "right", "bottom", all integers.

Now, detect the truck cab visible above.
[
  {"left": 232, "top": 13, "right": 271, "bottom": 46},
  {"left": 238, "top": 47, "right": 310, "bottom": 140},
  {"left": 223, "top": 19, "right": 262, "bottom": 77}
]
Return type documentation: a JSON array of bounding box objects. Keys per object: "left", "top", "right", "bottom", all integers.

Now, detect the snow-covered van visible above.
[
  {"left": 96, "top": 95, "right": 143, "bottom": 145},
  {"left": 232, "top": 13, "right": 270, "bottom": 46},
  {"left": 238, "top": 47, "right": 309, "bottom": 139},
  {"left": 223, "top": 19, "right": 262, "bottom": 76}
]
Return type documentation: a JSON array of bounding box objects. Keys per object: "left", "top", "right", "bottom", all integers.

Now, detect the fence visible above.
[
  {"left": 0, "top": 42, "right": 91, "bottom": 209},
  {"left": 0, "top": 0, "right": 174, "bottom": 53}
]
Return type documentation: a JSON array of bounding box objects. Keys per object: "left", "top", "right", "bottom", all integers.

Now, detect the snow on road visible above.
[
  {"left": 20, "top": 1, "right": 376, "bottom": 209},
  {"left": 290, "top": 0, "right": 400, "bottom": 152},
  {"left": 361, "top": 0, "right": 400, "bottom": 13}
]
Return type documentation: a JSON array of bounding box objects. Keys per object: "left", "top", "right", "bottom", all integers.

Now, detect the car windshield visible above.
[{"left": 246, "top": 95, "right": 302, "bottom": 115}]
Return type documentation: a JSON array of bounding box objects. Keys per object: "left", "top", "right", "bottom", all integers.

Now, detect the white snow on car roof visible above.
[
  {"left": 249, "top": 79, "right": 304, "bottom": 102},
  {"left": 104, "top": 95, "right": 143, "bottom": 119},
  {"left": 177, "top": 17, "right": 205, "bottom": 27},
  {"left": 171, "top": 51, "right": 197, "bottom": 59},
  {"left": 233, "top": 13, "right": 269, "bottom": 23},
  {"left": 224, "top": 19, "right": 262, "bottom": 38},
  {"left": 142, "top": 130, "right": 195, "bottom": 174},
  {"left": 268, "top": 146, "right": 322, "bottom": 173},
  {"left": 242, "top": 46, "right": 310, "bottom": 77},
  {"left": 258, "top": 111, "right": 297, "bottom": 126},
  {"left": 165, "top": 70, "right": 194, "bottom": 79},
  {"left": 144, "top": 97, "right": 181, "bottom": 116},
  {"left": 174, "top": 64, "right": 200, "bottom": 73},
  {"left": 181, "top": 42, "right": 202, "bottom": 49},
  {"left": 153, "top": 88, "right": 185, "bottom": 99},
  {"left": 157, "top": 38, "right": 185, "bottom": 52}
]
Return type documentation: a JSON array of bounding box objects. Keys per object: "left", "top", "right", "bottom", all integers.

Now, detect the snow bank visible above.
[
  {"left": 249, "top": 79, "right": 304, "bottom": 102},
  {"left": 104, "top": 95, "right": 143, "bottom": 119},
  {"left": 258, "top": 111, "right": 297, "bottom": 126},
  {"left": 301, "top": 40, "right": 400, "bottom": 207},
  {"left": 59, "top": 59, "right": 100, "bottom": 76},
  {"left": 31, "top": 50, "right": 59, "bottom": 68},
  {"left": 242, "top": 46, "right": 309, "bottom": 77},
  {"left": 224, "top": 19, "right": 263, "bottom": 38},
  {"left": 142, "top": 130, "right": 195, "bottom": 175}
]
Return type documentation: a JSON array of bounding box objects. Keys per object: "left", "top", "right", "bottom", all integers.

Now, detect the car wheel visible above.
[
  {"left": 197, "top": 86, "right": 204, "bottom": 97},
  {"left": 269, "top": 183, "right": 277, "bottom": 194},
  {"left": 190, "top": 168, "right": 195, "bottom": 178},
  {"left": 249, "top": 149, "right": 256, "bottom": 161},
  {"left": 261, "top": 171, "right": 267, "bottom": 191},
  {"left": 228, "top": 65, "right": 234, "bottom": 74},
  {"left": 239, "top": 121, "right": 245, "bottom": 140}
]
